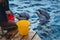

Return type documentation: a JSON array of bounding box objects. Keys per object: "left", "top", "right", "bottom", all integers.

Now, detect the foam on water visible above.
[{"left": 9, "top": 0, "right": 60, "bottom": 40}]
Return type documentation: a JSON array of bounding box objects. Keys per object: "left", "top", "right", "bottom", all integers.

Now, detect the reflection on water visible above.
[{"left": 9, "top": 0, "right": 60, "bottom": 40}]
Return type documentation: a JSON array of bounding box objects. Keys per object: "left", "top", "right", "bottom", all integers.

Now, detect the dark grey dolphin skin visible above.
[
  {"left": 36, "top": 9, "right": 50, "bottom": 25},
  {"left": 16, "top": 13, "right": 30, "bottom": 20},
  {"left": 37, "top": 9, "right": 50, "bottom": 20}
]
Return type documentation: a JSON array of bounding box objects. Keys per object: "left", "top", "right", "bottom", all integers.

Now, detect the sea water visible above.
[{"left": 9, "top": 0, "right": 60, "bottom": 40}]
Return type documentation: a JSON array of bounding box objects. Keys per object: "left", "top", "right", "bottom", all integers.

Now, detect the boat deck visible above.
[{"left": 0, "top": 27, "right": 41, "bottom": 40}]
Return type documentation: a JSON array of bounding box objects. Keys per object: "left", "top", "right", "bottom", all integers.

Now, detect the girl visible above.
[{"left": 0, "top": 0, "right": 17, "bottom": 38}]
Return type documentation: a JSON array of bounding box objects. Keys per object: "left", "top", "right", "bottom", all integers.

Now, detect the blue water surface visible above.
[{"left": 9, "top": 0, "right": 60, "bottom": 40}]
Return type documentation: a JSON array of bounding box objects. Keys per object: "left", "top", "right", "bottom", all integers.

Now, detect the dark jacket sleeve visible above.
[{"left": 4, "top": 0, "right": 10, "bottom": 11}]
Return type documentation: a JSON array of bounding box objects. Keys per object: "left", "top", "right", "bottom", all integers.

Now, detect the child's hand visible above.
[{"left": 5, "top": 10, "right": 11, "bottom": 15}]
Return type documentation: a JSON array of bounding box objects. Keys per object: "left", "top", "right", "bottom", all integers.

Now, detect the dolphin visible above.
[{"left": 36, "top": 9, "right": 50, "bottom": 25}]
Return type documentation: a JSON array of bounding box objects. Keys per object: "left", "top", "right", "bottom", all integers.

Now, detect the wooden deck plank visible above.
[
  {"left": 32, "top": 34, "right": 41, "bottom": 40},
  {"left": 10, "top": 29, "right": 41, "bottom": 40},
  {"left": 11, "top": 31, "right": 23, "bottom": 40},
  {"left": 21, "top": 29, "right": 36, "bottom": 40},
  {"left": 0, "top": 28, "right": 41, "bottom": 40}
]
